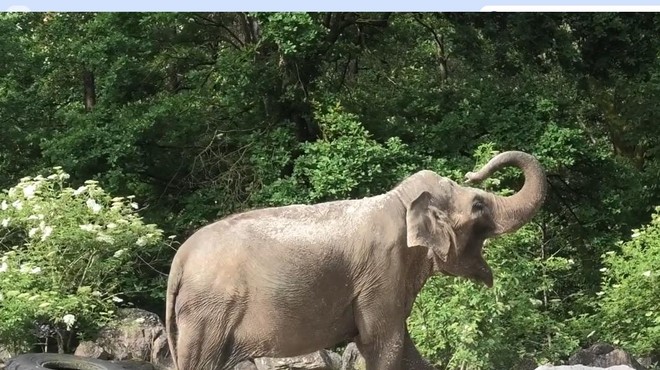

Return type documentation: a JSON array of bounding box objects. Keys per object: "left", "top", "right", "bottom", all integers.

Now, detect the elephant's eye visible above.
[{"left": 472, "top": 201, "right": 485, "bottom": 213}]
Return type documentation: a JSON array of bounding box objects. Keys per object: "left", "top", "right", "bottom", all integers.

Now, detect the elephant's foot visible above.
[
  {"left": 402, "top": 331, "right": 437, "bottom": 370},
  {"left": 355, "top": 330, "right": 406, "bottom": 370}
]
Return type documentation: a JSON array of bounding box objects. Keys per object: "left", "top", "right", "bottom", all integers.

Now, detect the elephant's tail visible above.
[{"left": 165, "top": 259, "right": 183, "bottom": 370}]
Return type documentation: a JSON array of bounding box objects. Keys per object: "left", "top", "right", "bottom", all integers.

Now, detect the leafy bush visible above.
[
  {"left": 595, "top": 206, "right": 660, "bottom": 356},
  {"left": 408, "top": 147, "right": 579, "bottom": 370},
  {"left": 253, "top": 103, "right": 424, "bottom": 206},
  {"left": 408, "top": 225, "right": 579, "bottom": 370},
  {"left": 0, "top": 168, "right": 168, "bottom": 353}
]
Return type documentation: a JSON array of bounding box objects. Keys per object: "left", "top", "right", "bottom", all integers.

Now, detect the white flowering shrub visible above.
[{"left": 0, "top": 168, "right": 167, "bottom": 353}]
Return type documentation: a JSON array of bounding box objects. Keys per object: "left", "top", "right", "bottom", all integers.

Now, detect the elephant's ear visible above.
[{"left": 406, "top": 191, "right": 454, "bottom": 262}]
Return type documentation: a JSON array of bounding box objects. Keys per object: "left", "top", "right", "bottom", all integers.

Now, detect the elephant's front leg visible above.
[
  {"left": 356, "top": 329, "right": 405, "bottom": 370},
  {"left": 353, "top": 302, "right": 407, "bottom": 370},
  {"left": 402, "top": 330, "right": 437, "bottom": 370}
]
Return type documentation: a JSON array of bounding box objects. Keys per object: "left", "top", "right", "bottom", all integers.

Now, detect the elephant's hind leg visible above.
[{"left": 176, "top": 314, "right": 245, "bottom": 370}]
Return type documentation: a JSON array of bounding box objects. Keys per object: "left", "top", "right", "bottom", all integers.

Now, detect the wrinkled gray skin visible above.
[{"left": 165, "top": 151, "right": 547, "bottom": 370}]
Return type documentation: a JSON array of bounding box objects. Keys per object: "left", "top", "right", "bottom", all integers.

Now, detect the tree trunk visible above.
[{"left": 82, "top": 69, "right": 96, "bottom": 111}]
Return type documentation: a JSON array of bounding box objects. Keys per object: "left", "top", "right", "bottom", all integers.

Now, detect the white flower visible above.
[
  {"left": 47, "top": 174, "right": 58, "bottom": 180},
  {"left": 12, "top": 200, "right": 22, "bottom": 210},
  {"left": 1, "top": 218, "right": 10, "bottom": 228},
  {"left": 59, "top": 173, "right": 70, "bottom": 180},
  {"left": 62, "top": 314, "right": 76, "bottom": 330},
  {"left": 95, "top": 233, "right": 114, "bottom": 244},
  {"left": 113, "top": 248, "right": 126, "bottom": 258},
  {"left": 92, "top": 291, "right": 102, "bottom": 297},
  {"left": 79, "top": 224, "right": 95, "bottom": 232},
  {"left": 86, "top": 198, "right": 102, "bottom": 213},
  {"left": 19, "top": 264, "right": 30, "bottom": 273},
  {"left": 106, "top": 222, "right": 117, "bottom": 229},
  {"left": 53, "top": 166, "right": 63, "bottom": 170},
  {"left": 111, "top": 197, "right": 124, "bottom": 202},
  {"left": 28, "top": 228, "right": 39, "bottom": 238},
  {"left": 23, "top": 184, "right": 36, "bottom": 199},
  {"left": 73, "top": 186, "right": 87, "bottom": 196},
  {"left": 130, "top": 202, "right": 139, "bottom": 210},
  {"left": 41, "top": 226, "right": 53, "bottom": 241},
  {"left": 0, "top": 262, "right": 8, "bottom": 273},
  {"left": 631, "top": 232, "right": 641, "bottom": 238},
  {"left": 642, "top": 270, "right": 652, "bottom": 277},
  {"left": 19, "top": 176, "right": 32, "bottom": 182},
  {"left": 0, "top": 200, "right": 7, "bottom": 210},
  {"left": 30, "top": 266, "right": 41, "bottom": 274},
  {"left": 112, "top": 296, "right": 123, "bottom": 303},
  {"left": 135, "top": 236, "right": 148, "bottom": 247}
]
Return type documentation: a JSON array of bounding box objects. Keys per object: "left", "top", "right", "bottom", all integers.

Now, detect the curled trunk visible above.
[{"left": 465, "top": 151, "right": 547, "bottom": 234}]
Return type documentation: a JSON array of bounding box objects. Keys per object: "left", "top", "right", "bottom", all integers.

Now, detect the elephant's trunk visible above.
[{"left": 465, "top": 151, "right": 547, "bottom": 235}]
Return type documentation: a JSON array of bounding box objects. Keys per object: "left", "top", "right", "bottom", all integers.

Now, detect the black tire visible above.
[{"left": 5, "top": 353, "right": 129, "bottom": 370}]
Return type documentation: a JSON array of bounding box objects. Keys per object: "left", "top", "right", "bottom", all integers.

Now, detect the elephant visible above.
[{"left": 165, "top": 150, "right": 547, "bottom": 370}]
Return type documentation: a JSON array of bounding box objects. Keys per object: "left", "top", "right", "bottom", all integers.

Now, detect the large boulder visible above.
[
  {"left": 74, "top": 308, "right": 171, "bottom": 370},
  {"left": 568, "top": 343, "right": 646, "bottom": 370},
  {"left": 75, "top": 341, "right": 110, "bottom": 360},
  {"left": 235, "top": 360, "right": 259, "bottom": 369},
  {"left": 254, "top": 350, "right": 338, "bottom": 370},
  {"left": 1, "top": 345, "right": 11, "bottom": 365}
]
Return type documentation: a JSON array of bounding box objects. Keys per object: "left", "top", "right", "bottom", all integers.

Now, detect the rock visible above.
[
  {"left": 636, "top": 357, "right": 658, "bottom": 369},
  {"left": 514, "top": 357, "right": 538, "bottom": 370},
  {"left": 536, "top": 366, "right": 635, "bottom": 370},
  {"left": 112, "top": 359, "right": 156, "bottom": 370},
  {"left": 568, "top": 343, "right": 646, "bottom": 370},
  {"left": 1, "top": 346, "right": 11, "bottom": 364},
  {"left": 235, "top": 360, "right": 259, "bottom": 369},
  {"left": 75, "top": 308, "right": 172, "bottom": 370},
  {"left": 254, "top": 350, "right": 336, "bottom": 369},
  {"left": 75, "top": 340, "right": 110, "bottom": 360},
  {"left": 327, "top": 351, "right": 342, "bottom": 370},
  {"left": 340, "top": 343, "right": 365, "bottom": 370}
]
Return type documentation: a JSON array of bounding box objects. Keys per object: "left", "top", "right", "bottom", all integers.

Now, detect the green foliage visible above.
[
  {"left": 253, "top": 104, "right": 423, "bottom": 205},
  {"left": 259, "top": 13, "right": 326, "bottom": 57},
  {"left": 410, "top": 227, "right": 580, "bottom": 369},
  {"left": 594, "top": 206, "right": 660, "bottom": 355},
  {"left": 0, "top": 168, "right": 168, "bottom": 353}
]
